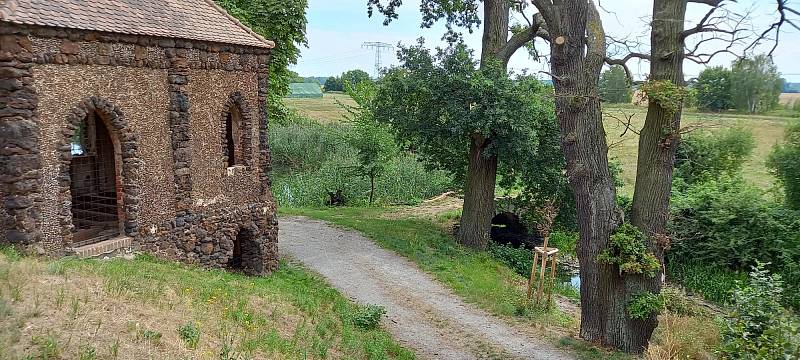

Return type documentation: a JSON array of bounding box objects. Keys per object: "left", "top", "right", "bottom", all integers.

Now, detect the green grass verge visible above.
[
  {"left": 0, "top": 249, "right": 413, "bottom": 360},
  {"left": 280, "top": 207, "right": 634, "bottom": 359}
]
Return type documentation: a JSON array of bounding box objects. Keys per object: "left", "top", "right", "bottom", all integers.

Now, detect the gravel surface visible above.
[{"left": 278, "top": 216, "right": 574, "bottom": 360}]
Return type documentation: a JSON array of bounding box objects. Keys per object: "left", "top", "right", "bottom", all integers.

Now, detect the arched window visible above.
[{"left": 224, "top": 106, "right": 242, "bottom": 167}]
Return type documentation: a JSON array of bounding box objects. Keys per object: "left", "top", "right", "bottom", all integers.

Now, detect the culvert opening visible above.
[{"left": 490, "top": 212, "right": 541, "bottom": 249}]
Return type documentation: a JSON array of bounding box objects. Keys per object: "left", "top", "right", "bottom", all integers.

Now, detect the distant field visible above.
[
  {"left": 603, "top": 104, "right": 788, "bottom": 194},
  {"left": 285, "top": 92, "right": 355, "bottom": 123},
  {"left": 780, "top": 92, "right": 800, "bottom": 106},
  {"left": 286, "top": 95, "right": 790, "bottom": 194}
]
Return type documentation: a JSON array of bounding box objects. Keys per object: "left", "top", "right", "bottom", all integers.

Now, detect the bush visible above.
[
  {"left": 352, "top": 304, "right": 386, "bottom": 330},
  {"left": 666, "top": 261, "right": 746, "bottom": 305},
  {"left": 674, "top": 126, "right": 756, "bottom": 185},
  {"left": 596, "top": 223, "right": 660, "bottom": 277},
  {"left": 270, "top": 114, "right": 454, "bottom": 207},
  {"left": 768, "top": 120, "right": 800, "bottom": 210},
  {"left": 627, "top": 291, "right": 665, "bottom": 320},
  {"left": 487, "top": 242, "right": 532, "bottom": 277},
  {"left": 177, "top": 322, "right": 201, "bottom": 349},
  {"left": 718, "top": 264, "right": 800, "bottom": 359},
  {"left": 669, "top": 176, "right": 800, "bottom": 309}
]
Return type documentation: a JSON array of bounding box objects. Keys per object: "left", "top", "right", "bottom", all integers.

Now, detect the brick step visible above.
[{"left": 71, "top": 236, "right": 132, "bottom": 258}]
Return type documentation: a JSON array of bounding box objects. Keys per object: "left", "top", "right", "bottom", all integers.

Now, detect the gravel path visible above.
[{"left": 278, "top": 216, "right": 573, "bottom": 360}]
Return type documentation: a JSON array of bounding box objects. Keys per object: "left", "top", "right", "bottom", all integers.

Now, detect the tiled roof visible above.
[{"left": 0, "top": 0, "right": 275, "bottom": 48}]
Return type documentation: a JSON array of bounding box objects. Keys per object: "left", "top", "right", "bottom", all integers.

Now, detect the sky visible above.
[{"left": 291, "top": 0, "right": 800, "bottom": 82}]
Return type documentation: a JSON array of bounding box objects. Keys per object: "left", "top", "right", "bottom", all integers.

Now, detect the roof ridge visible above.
[{"left": 201, "top": 0, "right": 275, "bottom": 49}]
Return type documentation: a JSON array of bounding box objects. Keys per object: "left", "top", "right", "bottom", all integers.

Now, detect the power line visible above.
[{"left": 362, "top": 42, "right": 394, "bottom": 77}]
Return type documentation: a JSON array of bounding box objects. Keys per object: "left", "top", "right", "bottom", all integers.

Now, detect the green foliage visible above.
[
  {"left": 626, "top": 291, "right": 664, "bottom": 320},
  {"left": 674, "top": 126, "right": 756, "bottom": 185},
  {"left": 270, "top": 115, "right": 452, "bottom": 206},
  {"left": 375, "top": 41, "right": 565, "bottom": 203},
  {"left": 596, "top": 223, "right": 660, "bottom": 277},
  {"left": 718, "top": 264, "right": 800, "bottom": 359},
  {"left": 487, "top": 242, "right": 532, "bottom": 277},
  {"left": 599, "top": 66, "right": 632, "bottom": 104},
  {"left": 731, "top": 55, "right": 783, "bottom": 114},
  {"left": 351, "top": 304, "right": 386, "bottom": 330},
  {"left": 768, "top": 120, "right": 800, "bottom": 210},
  {"left": 178, "top": 322, "right": 201, "bottom": 349},
  {"left": 666, "top": 261, "right": 746, "bottom": 305},
  {"left": 214, "top": 0, "right": 308, "bottom": 122},
  {"left": 340, "top": 81, "right": 398, "bottom": 205},
  {"left": 694, "top": 66, "right": 733, "bottom": 111},
  {"left": 323, "top": 69, "right": 372, "bottom": 92},
  {"left": 323, "top": 76, "right": 343, "bottom": 92},
  {"left": 342, "top": 69, "right": 372, "bottom": 88},
  {"left": 639, "top": 79, "right": 687, "bottom": 117},
  {"left": 669, "top": 176, "right": 800, "bottom": 309}
]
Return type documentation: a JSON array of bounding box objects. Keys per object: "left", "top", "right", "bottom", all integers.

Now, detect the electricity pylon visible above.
[{"left": 362, "top": 42, "right": 393, "bottom": 77}]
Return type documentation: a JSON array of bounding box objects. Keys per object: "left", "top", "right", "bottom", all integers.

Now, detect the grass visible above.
[
  {"left": 286, "top": 95, "right": 794, "bottom": 196},
  {"left": 0, "top": 250, "right": 413, "bottom": 360},
  {"left": 280, "top": 206, "right": 637, "bottom": 358},
  {"left": 603, "top": 103, "right": 790, "bottom": 195},
  {"left": 285, "top": 92, "right": 356, "bottom": 123},
  {"left": 283, "top": 206, "right": 726, "bottom": 359}
]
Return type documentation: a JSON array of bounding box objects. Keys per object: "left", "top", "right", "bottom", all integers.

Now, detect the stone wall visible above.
[{"left": 0, "top": 24, "right": 277, "bottom": 274}]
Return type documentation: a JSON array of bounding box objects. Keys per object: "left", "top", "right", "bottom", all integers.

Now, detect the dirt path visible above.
[{"left": 278, "top": 216, "right": 573, "bottom": 360}]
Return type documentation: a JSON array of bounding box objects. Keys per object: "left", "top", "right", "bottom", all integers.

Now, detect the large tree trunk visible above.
[
  {"left": 457, "top": 0, "right": 509, "bottom": 249},
  {"left": 543, "top": 0, "right": 659, "bottom": 352},
  {"left": 458, "top": 135, "right": 499, "bottom": 249},
  {"left": 627, "top": 0, "right": 688, "bottom": 349}
]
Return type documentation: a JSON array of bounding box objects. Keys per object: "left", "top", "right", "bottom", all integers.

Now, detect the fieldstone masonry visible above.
[{"left": 0, "top": 22, "right": 279, "bottom": 274}]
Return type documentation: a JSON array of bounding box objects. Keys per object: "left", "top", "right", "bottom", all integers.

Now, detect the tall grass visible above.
[{"left": 270, "top": 115, "right": 453, "bottom": 207}]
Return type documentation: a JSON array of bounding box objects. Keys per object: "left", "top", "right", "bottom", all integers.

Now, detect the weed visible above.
[
  {"left": 55, "top": 287, "right": 65, "bottom": 309},
  {"left": 31, "top": 334, "right": 60, "bottom": 360},
  {"left": 178, "top": 322, "right": 201, "bottom": 349},
  {"left": 351, "top": 304, "right": 385, "bottom": 330},
  {"left": 0, "top": 299, "right": 12, "bottom": 322},
  {"left": 68, "top": 296, "right": 80, "bottom": 319},
  {"left": 79, "top": 344, "right": 97, "bottom": 360},
  {"left": 0, "top": 246, "right": 22, "bottom": 261},
  {"left": 108, "top": 338, "right": 119, "bottom": 359},
  {"left": 137, "top": 329, "right": 162, "bottom": 346}
]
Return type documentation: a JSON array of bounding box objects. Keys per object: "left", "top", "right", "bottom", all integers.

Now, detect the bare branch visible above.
[{"left": 743, "top": 0, "right": 800, "bottom": 57}]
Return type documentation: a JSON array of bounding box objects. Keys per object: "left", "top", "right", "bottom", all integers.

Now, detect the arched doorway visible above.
[
  {"left": 68, "top": 109, "right": 123, "bottom": 246},
  {"left": 229, "top": 228, "right": 263, "bottom": 274}
]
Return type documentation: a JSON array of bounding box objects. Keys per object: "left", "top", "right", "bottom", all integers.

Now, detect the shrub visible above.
[
  {"left": 487, "top": 242, "right": 532, "bottom": 277},
  {"left": 177, "top": 322, "right": 200, "bottom": 349},
  {"left": 596, "top": 223, "right": 660, "bottom": 277},
  {"left": 674, "top": 126, "right": 756, "bottom": 186},
  {"left": 718, "top": 264, "right": 800, "bottom": 359},
  {"left": 352, "top": 304, "right": 386, "bottom": 330},
  {"left": 627, "top": 291, "right": 665, "bottom": 320},
  {"left": 666, "top": 261, "right": 746, "bottom": 305},
  {"left": 270, "top": 114, "right": 454, "bottom": 207},
  {"left": 668, "top": 176, "right": 800, "bottom": 309},
  {"left": 768, "top": 120, "right": 800, "bottom": 210}
]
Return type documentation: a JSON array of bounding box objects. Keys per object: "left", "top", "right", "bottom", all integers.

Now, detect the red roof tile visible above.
[{"left": 0, "top": 0, "right": 274, "bottom": 48}]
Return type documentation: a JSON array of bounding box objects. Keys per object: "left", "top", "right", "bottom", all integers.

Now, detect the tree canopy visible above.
[
  {"left": 374, "top": 42, "right": 564, "bottom": 207},
  {"left": 599, "top": 65, "right": 632, "bottom": 104},
  {"left": 214, "top": 0, "right": 308, "bottom": 122},
  {"left": 695, "top": 66, "right": 733, "bottom": 111},
  {"left": 731, "top": 55, "right": 783, "bottom": 114}
]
